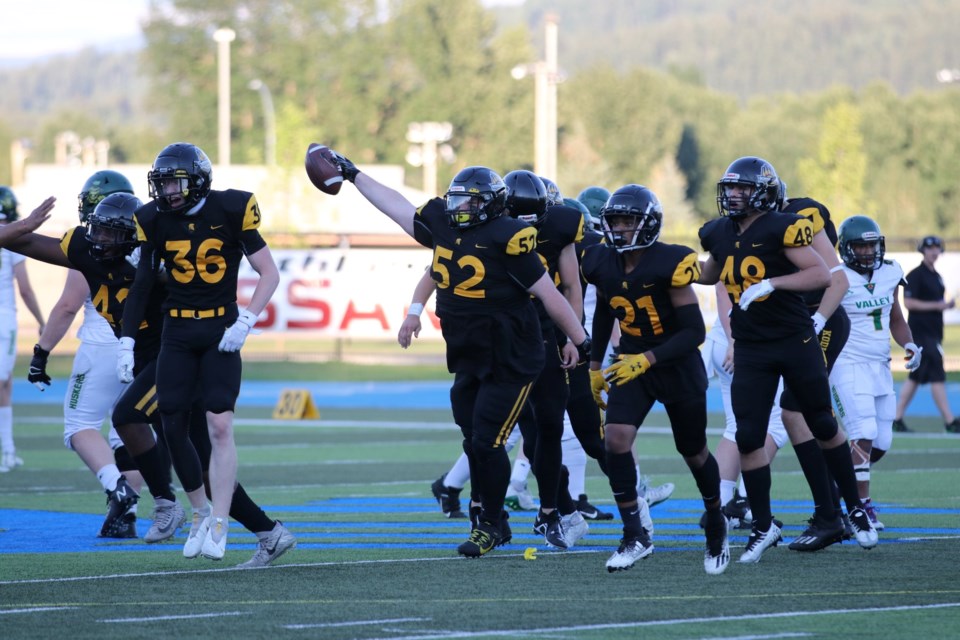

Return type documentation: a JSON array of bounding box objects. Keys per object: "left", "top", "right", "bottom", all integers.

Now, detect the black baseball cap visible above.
[{"left": 918, "top": 235, "right": 944, "bottom": 251}]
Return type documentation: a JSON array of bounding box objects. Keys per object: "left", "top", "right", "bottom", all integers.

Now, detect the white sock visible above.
[
  {"left": 510, "top": 458, "right": 531, "bottom": 486},
  {"left": 0, "top": 406, "right": 13, "bottom": 453},
  {"left": 720, "top": 479, "right": 738, "bottom": 506},
  {"left": 562, "top": 437, "right": 587, "bottom": 497},
  {"left": 96, "top": 464, "right": 122, "bottom": 492},
  {"left": 445, "top": 453, "right": 471, "bottom": 489}
]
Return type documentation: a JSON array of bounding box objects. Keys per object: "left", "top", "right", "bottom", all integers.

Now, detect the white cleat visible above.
[
  {"left": 642, "top": 481, "right": 675, "bottom": 508},
  {"left": 703, "top": 512, "right": 731, "bottom": 575},
  {"left": 237, "top": 522, "right": 297, "bottom": 569},
  {"left": 847, "top": 506, "right": 879, "bottom": 549},
  {"left": 606, "top": 530, "right": 654, "bottom": 572},
  {"left": 201, "top": 517, "right": 228, "bottom": 560},
  {"left": 561, "top": 511, "right": 589, "bottom": 547},
  {"left": 183, "top": 513, "right": 211, "bottom": 559},
  {"left": 144, "top": 498, "right": 187, "bottom": 543},
  {"left": 738, "top": 521, "right": 782, "bottom": 564}
]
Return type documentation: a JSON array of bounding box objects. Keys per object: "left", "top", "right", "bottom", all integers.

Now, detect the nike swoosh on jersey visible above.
[
  {"left": 803, "top": 337, "right": 812, "bottom": 343},
  {"left": 475, "top": 244, "right": 488, "bottom": 249},
  {"left": 642, "top": 283, "right": 656, "bottom": 288},
  {"left": 752, "top": 243, "right": 763, "bottom": 247},
  {"left": 211, "top": 224, "right": 224, "bottom": 230}
]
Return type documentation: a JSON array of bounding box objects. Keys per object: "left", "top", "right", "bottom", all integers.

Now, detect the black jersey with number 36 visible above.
[
  {"left": 699, "top": 211, "right": 814, "bottom": 342},
  {"left": 582, "top": 242, "right": 701, "bottom": 355},
  {"left": 133, "top": 189, "right": 266, "bottom": 312}
]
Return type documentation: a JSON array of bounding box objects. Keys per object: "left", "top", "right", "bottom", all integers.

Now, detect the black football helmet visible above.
[
  {"left": 838, "top": 215, "right": 885, "bottom": 273},
  {"left": 540, "top": 176, "right": 563, "bottom": 206},
  {"left": 0, "top": 186, "right": 19, "bottom": 222},
  {"left": 85, "top": 192, "right": 142, "bottom": 261},
  {"left": 444, "top": 166, "right": 507, "bottom": 229},
  {"left": 716, "top": 156, "right": 781, "bottom": 219},
  {"left": 599, "top": 185, "right": 663, "bottom": 252},
  {"left": 147, "top": 142, "right": 213, "bottom": 213},
  {"left": 504, "top": 170, "right": 548, "bottom": 227},
  {"left": 78, "top": 170, "right": 135, "bottom": 223}
]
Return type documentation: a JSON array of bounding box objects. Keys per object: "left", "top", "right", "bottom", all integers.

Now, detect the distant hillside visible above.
[{"left": 502, "top": 0, "right": 960, "bottom": 99}]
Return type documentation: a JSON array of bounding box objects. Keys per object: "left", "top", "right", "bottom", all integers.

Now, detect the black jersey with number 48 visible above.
[
  {"left": 582, "top": 241, "right": 700, "bottom": 356},
  {"left": 782, "top": 196, "right": 836, "bottom": 310},
  {"left": 60, "top": 226, "right": 165, "bottom": 358},
  {"left": 133, "top": 189, "right": 266, "bottom": 312},
  {"left": 699, "top": 211, "right": 814, "bottom": 342}
]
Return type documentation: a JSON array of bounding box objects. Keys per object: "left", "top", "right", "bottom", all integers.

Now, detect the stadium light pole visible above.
[
  {"left": 511, "top": 13, "right": 563, "bottom": 180},
  {"left": 213, "top": 27, "right": 236, "bottom": 167},
  {"left": 249, "top": 79, "right": 276, "bottom": 167},
  {"left": 406, "top": 122, "right": 454, "bottom": 195}
]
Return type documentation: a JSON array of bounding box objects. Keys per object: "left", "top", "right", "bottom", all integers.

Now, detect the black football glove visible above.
[
  {"left": 330, "top": 150, "right": 360, "bottom": 183},
  {"left": 28, "top": 344, "right": 51, "bottom": 390},
  {"left": 575, "top": 335, "right": 592, "bottom": 366}
]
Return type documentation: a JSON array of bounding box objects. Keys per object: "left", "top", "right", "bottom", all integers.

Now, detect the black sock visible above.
[
  {"left": 793, "top": 439, "right": 836, "bottom": 521},
  {"left": 822, "top": 442, "right": 863, "bottom": 511},
  {"left": 230, "top": 483, "right": 275, "bottom": 534},
  {"left": 741, "top": 465, "right": 773, "bottom": 530},
  {"left": 133, "top": 445, "right": 176, "bottom": 502},
  {"left": 689, "top": 452, "right": 721, "bottom": 509}
]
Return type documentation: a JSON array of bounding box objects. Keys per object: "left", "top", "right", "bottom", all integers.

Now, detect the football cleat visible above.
[
  {"left": 863, "top": 499, "right": 885, "bottom": 531},
  {"left": 702, "top": 510, "right": 730, "bottom": 575},
  {"left": 738, "top": 520, "right": 782, "bottom": 563},
  {"left": 497, "top": 510, "right": 512, "bottom": 546},
  {"left": 237, "top": 521, "right": 296, "bottom": 568},
  {"left": 101, "top": 511, "right": 138, "bottom": 539},
  {"left": 505, "top": 480, "right": 537, "bottom": 511},
  {"left": 200, "top": 517, "right": 228, "bottom": 560},
  {"left": 144, "top": 498, "right": 187, "bottom": 543},
  {"left": 722, "top": 491, "right": 752, "bottom": 529},
  {"left": 430, "top": 474, "right": 466, "bottom": 518},
  {"left": 577, "top": 494, "right": 614, "bottom": 520},
  {"left": 788, "top": 514, "right": 844, "bottom": 552},
  {"left": 847, "top": 506, "right": 879, "bottom": 549},
  {"left": 0, "top": 451, "right": 24, "bottom": 472},
  {"left": 605, "top": 530, "right": 654, "bottom": 572},
  {"left": 183, "top": 512, "right": 211, "bottom": 559},
  {"left": 561, "top": 510, "right": 589, "bottom": 547},
  {"left": 891, "top": 418, "right": 912, "bottom": 433},
  {"left": 639, "top": 477, "right": 675, "bottom": 508},
  {"left": 533, "top": 510, "right": 568, "bottom": 549},
  {"left": 457, "top": 520, "right": 501, "bottom": 558},
  {"left": 945, "top": 418, "right": 960, "bottom": 434},
  {"left": 100, "top": 476, "right": 139, "bottom": 537}
]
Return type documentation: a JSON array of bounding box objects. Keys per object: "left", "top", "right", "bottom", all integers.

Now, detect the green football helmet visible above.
[
  {"left": 838, "top": 215, "right": 885, "bottom": 272},
  {"left": 576, "top": 186, "right": 610, "bottom": 217},
  {"left": 78, "top": 170, "right": 135, "bottom": 222},
  {"left": 563, "top": 197, "right": 593, "bottom": 230},
  {"left": 0, "top": 186, "right": 19, "bottom": 222}
]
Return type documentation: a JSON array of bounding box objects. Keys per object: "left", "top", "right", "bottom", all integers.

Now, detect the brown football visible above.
[{"left": 304, "top": 143, "right": 344, "bottom": 195}]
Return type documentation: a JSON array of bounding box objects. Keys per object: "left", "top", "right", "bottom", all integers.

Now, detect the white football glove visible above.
[
  {"left": 739, "top": 279, "right": 775, "bottom": 311},
  {"left": 218, "top": 309, "right": 259, "bottom": 353},
  {"left": 904, "top": 342, "right": 923, "bottom": 371},
  {"left": 117, "top": 337, "right": 135, "bottom": 383},
  {"left": 125, "top": 246, "right": 141, "bottom": 269},
  {"left": 811, "top": 311, "right": 827, "bottom": 335}
]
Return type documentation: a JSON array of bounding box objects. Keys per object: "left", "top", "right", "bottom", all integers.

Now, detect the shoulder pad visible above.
[
  {"left": 782, "top": 214, "right": 814, "bottom": 248},
  {"left": 669, "top": 247, "right": 701, "bottom": 287}
]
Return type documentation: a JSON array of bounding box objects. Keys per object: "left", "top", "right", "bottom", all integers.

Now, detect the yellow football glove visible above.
[
  {"left": 589, "top": 369, "right": 609, "bottom": 410},
  {"left": 603, "top": 353, "right": 652, "bottom": 386}
]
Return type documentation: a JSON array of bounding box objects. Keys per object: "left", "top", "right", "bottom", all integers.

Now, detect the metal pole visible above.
[
  {"left": 213, "top": 28, "right": 236, "bottom": 166},
  {"left": 544, "top": 14, "right": 559, "bottom": 180}
]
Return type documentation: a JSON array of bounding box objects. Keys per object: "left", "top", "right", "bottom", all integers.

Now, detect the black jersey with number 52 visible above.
[
  {"left": 582, "top": 242, "right": 700, "bottom": 356},
  {"left": 699, "top": 211, "right": 814, "bottom": 342}
]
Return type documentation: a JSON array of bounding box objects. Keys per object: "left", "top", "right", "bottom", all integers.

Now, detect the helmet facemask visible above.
[{"left": 601, "top": 212, "right": 661, "bottom": 252}]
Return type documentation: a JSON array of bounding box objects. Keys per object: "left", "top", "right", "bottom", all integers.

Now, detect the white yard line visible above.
[
  {"left": 99, "top": 611, "right": 250, "bottom": 623},
  {"left": 283, "top": 617, "right": 431, "bottom": 630}
]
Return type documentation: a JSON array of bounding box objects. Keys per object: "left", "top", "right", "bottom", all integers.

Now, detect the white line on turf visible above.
[
  {"left": 357, "top": 602, "right": 960, "bottom": 640},
  {"left": 283, "top": 617, "right": 431, "bottom": 629},
  {"left": 692, "top": 634, "right": 811, "bottom": 640},
  {"left": 0, "top": 607, "right": 77, "bottom": 615},
  {"left": 99, "top": 611, "right": 250, "bottom": 623}
]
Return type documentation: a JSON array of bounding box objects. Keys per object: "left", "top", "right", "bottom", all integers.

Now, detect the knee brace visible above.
[{"left": 805, "top": 408, "right": 840, "bottom": 441}]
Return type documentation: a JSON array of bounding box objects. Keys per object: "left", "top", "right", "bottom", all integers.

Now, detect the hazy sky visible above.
[{"left": 0, "top": 0, "right": 523, "bottom": 62}]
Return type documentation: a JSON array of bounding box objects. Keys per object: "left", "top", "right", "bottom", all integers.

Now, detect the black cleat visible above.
[
  {"left": 892, "top": 418, "right": 912, "bottom": 433},
  {"left": 946, "top": 418, "right": 960, "bottom": 434},
  {"left": 788, "top": 514, "right": 844, "bottom": 551},
  {"left": 533, "top": 509, "right": 568, "bottom": 549},
  {"left": 101, "top": 512, "right": 138, "bottom": 539},
  {"left": 497, "top": 510, "right": 512, "bottom": 547},
  {"left": 722, "top": 491, "right": 751, "bottom": 529},
  {"left": 99, "top": 476, "right": 139, "bottom": 537},
  {"left": 457, "top": 520, "right": 501, "bottom": 558},
  {"left": 577, "top": 494, "right": 614, "bottom": 520},
  {"left": 430, "top": 474, "right": 466, "bottom": 518}
]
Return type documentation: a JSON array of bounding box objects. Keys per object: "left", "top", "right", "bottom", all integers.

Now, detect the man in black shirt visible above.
[{"left": 894, "top": 236, "right": 958, "bottom": 433}]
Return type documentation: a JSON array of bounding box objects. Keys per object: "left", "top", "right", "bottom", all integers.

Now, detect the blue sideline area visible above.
[{"left": 13, "top": 379, "right": 955, "bottom": 415}]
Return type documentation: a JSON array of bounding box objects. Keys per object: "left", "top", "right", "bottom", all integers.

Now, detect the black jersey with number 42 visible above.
[
  {"left": 582, "top": 242, "right": 701, "bottom": 355},
  {"left": 60, "top": 226, "right": 165, "bottom": 358},
  {"left": 699, "top": 211, "right": 814, "bottom": 342},
  {"left": 133, "top": 189, "right": 267, "bottom": 312}
]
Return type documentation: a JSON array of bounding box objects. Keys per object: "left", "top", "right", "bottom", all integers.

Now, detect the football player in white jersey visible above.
[
  {"left": 831, "top": 215, "right": 920, "bottom": 530},
  {"left": 0, "top": 186, "right": 46, "bottom": 473}
]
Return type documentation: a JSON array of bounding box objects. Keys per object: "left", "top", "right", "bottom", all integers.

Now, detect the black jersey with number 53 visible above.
[
  {"left": 60, "top": 226, "right": 165, "bottom": 358},
  {"left": 582, "top": 241, "right": 700, "bottom": 355},
  {"left": 133, "top": 189, "right": 266, "bottom": 312},
  {"left": 699, "top": 211, "right": 814, "bottom": 342}
]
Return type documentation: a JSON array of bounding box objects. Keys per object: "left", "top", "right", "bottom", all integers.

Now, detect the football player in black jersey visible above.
[
  {"left": 119, "top": 142, "right": 280, "bottom": 561},
  {"left": 699, "top": 156, "right": 877, "bottom": 563},
  {"left": 325, "top": 151, "right": 590, "bottom": 558},
  {"left": 583, "top": 184, "right": 727, "bottom": 575}
]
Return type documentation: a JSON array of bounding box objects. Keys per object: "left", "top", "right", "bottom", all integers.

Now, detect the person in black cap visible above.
[{"left": 893, "top": 235, "right": 958, "bottom": 433}]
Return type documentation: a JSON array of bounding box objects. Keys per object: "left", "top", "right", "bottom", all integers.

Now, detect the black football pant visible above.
[
  {"left": 565, "top": 360, "right": 606, "bottom": 473},
  {"left": 526, "top": 335, "right": 569, "bottom": 511}
]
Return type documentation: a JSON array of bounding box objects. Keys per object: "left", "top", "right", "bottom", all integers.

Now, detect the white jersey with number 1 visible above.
[{"left": 836, "top": 259, "right": 905, "bottom": 365}]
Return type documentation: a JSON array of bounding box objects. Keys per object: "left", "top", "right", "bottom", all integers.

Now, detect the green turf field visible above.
[{"left": 2, "top": 397, "right": 958, "bottom": 639}]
